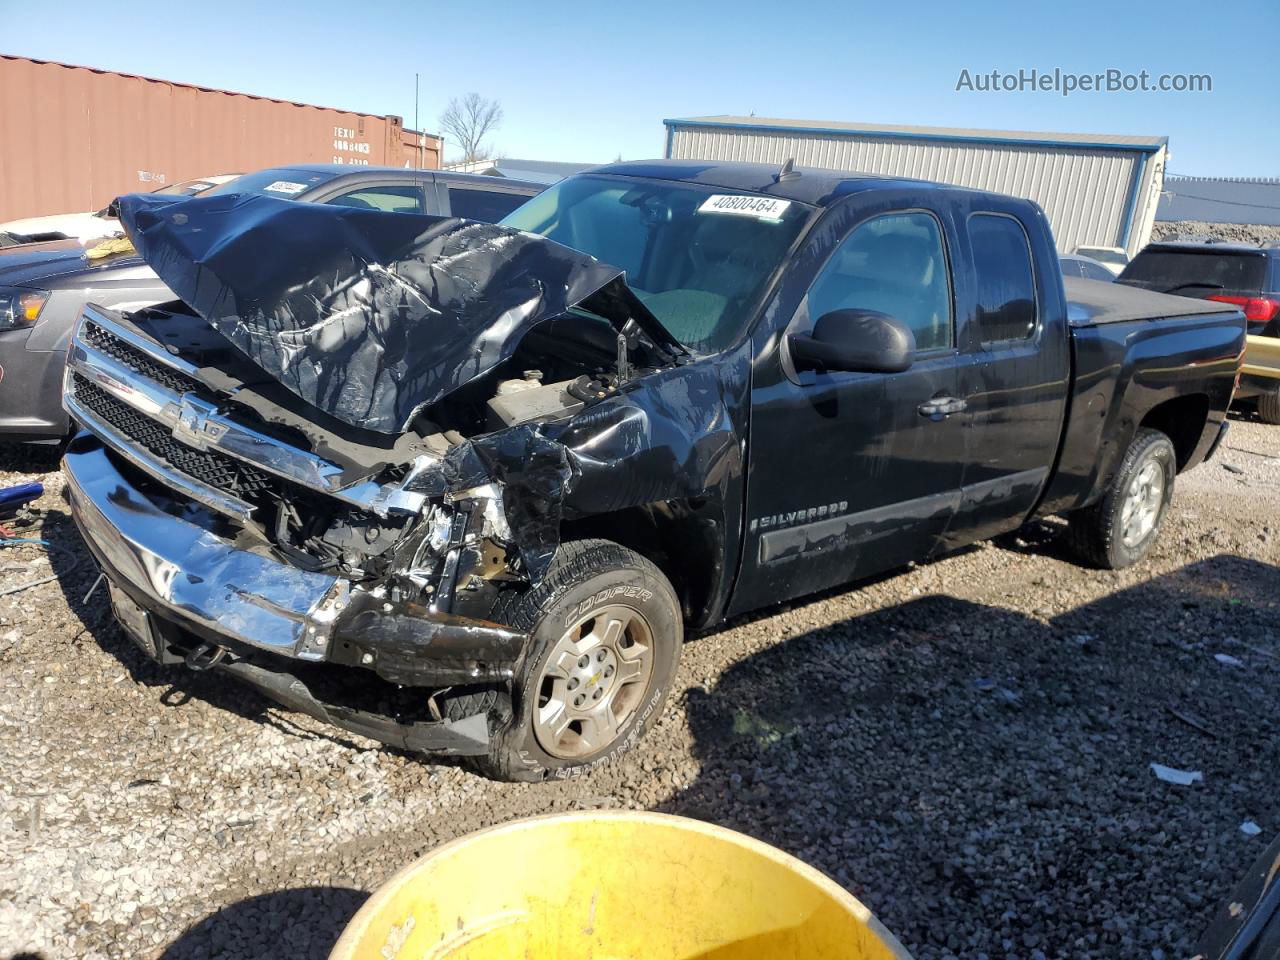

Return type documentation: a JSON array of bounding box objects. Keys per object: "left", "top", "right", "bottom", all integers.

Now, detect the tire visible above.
[
  {"left": 470, "top": 538, "right": 682, "bottom": 782},
  {"left": 1258, "top": 387, "right": 1280, "bottom": 425},
  {"left": 1065, "top": 428, "right": 1177, "bottom": 569}
]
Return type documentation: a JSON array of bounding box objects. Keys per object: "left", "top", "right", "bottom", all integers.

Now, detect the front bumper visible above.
[
  {"left": 63, "top": 436, "right": 526, "bottom": 754},
  {"left": 64, "top": 436, "right": 347, "bottom": 659}
]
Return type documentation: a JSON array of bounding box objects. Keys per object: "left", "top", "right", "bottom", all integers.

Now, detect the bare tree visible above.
[{"left": 439, "top": 93, "right": 503, "bottom": 163}]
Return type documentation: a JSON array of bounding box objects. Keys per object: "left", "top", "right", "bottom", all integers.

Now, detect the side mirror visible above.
[{"left": 788, "top": 309, "right": 915, "bottom": 374}]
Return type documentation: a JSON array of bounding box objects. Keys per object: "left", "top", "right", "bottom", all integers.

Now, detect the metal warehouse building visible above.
[{"left": 664, "top": 115, "right": 1168, "bottom": 258}]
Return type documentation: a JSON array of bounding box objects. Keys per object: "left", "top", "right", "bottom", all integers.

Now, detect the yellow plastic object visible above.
[
  {"left": 330, "top": 811, "right": 914, "bottom": 960},
  {"left": 1243, "top": 334, "right": 1280, "bottom": 381},
  {"left": 84, "top": 236, "right": 135, "bottom": 260}
]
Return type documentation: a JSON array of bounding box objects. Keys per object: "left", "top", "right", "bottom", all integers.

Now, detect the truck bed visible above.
[
  {"left": 1037, "top": 281, "right": 1244, "bottom": 519},
  {"left": 1063, "top": 276, "right": 1241, "bottom": 326}
]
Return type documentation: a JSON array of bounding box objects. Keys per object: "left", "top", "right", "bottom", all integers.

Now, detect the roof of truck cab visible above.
[{"left": 585, "top": 159, "right": 990, "bottom": 207}]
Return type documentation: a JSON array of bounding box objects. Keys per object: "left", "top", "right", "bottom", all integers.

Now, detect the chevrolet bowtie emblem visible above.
[{"left": 172, "top": 395, "right": 229, "bottom": 450}]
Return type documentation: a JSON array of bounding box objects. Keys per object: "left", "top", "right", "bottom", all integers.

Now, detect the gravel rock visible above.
[
  {"left": 1151, "top": 220, "right": 1280, "bottom": 246},
  {"left": 0, "top": 421, "right": 1276, "bottom": 959}
]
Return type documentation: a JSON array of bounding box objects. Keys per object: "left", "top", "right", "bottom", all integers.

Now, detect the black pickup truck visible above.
[{"left": 62, "top": 161, "right": 1245, "bottom": 780}]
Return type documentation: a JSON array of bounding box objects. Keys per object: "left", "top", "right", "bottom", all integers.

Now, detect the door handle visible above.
[{"left": 917, "top": 396, "right": 967, "bottom": 421}]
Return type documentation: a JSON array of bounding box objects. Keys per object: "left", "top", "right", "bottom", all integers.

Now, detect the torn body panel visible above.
[
  {"left": 108, "top": 190, "right": 742, "bottom": 599},
  {"left": 400, "top": 345, "right": 753, "bottom": 621}
]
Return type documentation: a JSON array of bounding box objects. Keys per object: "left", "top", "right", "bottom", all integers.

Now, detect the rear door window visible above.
[
  {"left": 447, "top": 187, "right": 532, "bottom": 223},
  {"left": 970, "top": 214, "right": 1037, "bottom": 343},
  {"left": 1119, "top": 249, "right": 1267, "bottom": 294}
]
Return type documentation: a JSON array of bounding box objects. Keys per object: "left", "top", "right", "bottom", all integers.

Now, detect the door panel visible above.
[
  {"left": 731, "top": 200, "right": 967, "bottom": 615},
  {"left": 740, "top": 357, "right": 964, "bottom": 608},
  {"left": 944, "top": 207, "right": 1070, "bottom": 547}
]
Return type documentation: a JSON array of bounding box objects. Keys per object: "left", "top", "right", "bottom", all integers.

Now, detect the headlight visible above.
[{"left": 0, "top": 287, "right": 50, "bottom": 331}]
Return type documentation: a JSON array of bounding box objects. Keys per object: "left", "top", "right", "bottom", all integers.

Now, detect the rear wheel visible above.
[
  {"left": 1065, "top": 428, "right": 1176, "bottom": 569},
  {"left": 1258, "top": 386, "right": 1280, "bottom": 425},
  {"left": 471, "top": 539, "right": 682, "bottom": 782}
]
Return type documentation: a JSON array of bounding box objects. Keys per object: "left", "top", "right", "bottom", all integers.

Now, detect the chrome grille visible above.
[
  {"left": 81, "top": 321, "right": 203, "bottom": 396},
  {"left": 64, "top": 305, "right": 427, "bottom": 522},
  {"left": 71, "top": 374, "right": 281, "bottom": 502}
]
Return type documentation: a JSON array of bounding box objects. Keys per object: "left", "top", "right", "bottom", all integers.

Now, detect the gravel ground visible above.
[
  {"left": 1150, "top": 220, "right": 1280, "bottom": 246},
  {"left": 0, "top": 420, "right": 1277, "bottom": 960}
]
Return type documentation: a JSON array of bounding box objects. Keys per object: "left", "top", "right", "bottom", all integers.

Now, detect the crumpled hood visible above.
[{"left": 117, "top": 192, "right": 680, "bottom": 435}]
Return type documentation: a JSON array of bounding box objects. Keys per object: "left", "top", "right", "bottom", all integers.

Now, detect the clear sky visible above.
[{"left": 2, "top": 0, "right": 1274, "bottom": 176}]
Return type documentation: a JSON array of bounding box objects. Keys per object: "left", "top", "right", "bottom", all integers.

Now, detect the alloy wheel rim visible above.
[
  {"left": 533, "top": 604, "right": 655, "bottom": 760},
  {"left": 1120, "top": 459, "right": 1165, "bottom": 548}
]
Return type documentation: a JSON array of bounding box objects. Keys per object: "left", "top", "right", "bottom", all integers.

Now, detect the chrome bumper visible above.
[
  {"left": 64, "top": 437, "right": 525, "bottom": 755},
  {"left": 64, "top": 438, "right": 346, "bottom": 660}
]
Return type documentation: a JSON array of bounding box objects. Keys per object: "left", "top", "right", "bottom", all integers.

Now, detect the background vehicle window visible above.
[
  {"left": 1118, "top": 249, "right": 1267, "bottom": 293},
  {"left": 970, "top": 214, "right": 1037, "bottom": 342},
  {"left": 324, "top": 185, "right": 423, "bottom": 214},
  {"left": 448, "top": 187, "right": 530, "bottom": 223},
  {"left": 807, "top": 212, "right": 952, "bottom": 351}
]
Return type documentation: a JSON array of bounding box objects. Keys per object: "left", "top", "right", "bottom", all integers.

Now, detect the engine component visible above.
[
  {"left": 495, "top": 370, "right": 544, "bottom": 396},
  {"left": 486, "top": 378, "right": 585, "bottom": 429}
]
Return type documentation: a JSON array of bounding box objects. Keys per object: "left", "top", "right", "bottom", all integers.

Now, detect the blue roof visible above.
[{"left": 1157, "top": 176, "right": 1280, "bottom": 227}]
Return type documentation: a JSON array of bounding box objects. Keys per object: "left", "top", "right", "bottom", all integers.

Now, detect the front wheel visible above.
[
  {"left": 1065, "top": 427, "right": 1177, "bottom": 569},
  {"left": 472, "top": 538, "right": 682, "bottom": 782}
]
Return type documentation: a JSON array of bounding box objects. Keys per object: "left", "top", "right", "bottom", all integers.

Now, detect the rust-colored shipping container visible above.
[{"left": 0, "top": 55, "right": 443, "bottom": 221}]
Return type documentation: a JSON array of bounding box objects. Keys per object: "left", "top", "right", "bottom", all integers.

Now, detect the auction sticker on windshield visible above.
[
  {"left": 264, "top": 181, "right": 308, "bottom": 195},
  {"left": 698, "top": 195, "right": 792, "bottom": 220}
]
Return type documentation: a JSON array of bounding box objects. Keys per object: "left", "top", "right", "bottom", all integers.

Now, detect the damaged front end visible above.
[{"left": 62, "top": 192, "right": 692, "bottom": 753}]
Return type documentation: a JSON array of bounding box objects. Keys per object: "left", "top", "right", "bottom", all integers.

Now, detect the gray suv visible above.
[{"left": 0, "top": 165, "right": 544, "bottom": 441}]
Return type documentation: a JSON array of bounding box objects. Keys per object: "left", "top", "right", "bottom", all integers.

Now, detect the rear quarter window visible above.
[{"left": 970, "top": 213, "right": 1037, "bottom": 343}]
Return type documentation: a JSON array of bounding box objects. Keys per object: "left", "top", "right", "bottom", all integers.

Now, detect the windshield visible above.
[
  {"left": 203, "top": 168, "right": 341, "bottom": 200},
  {"left": 501, "top": 174, "right": 811, "bottom": 351},
  {"left": 153, "top": 177, "right": 233, "bottom": 197}
]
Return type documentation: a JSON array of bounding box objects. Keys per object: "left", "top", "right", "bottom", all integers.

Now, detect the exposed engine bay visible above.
[
  {"left": 91, "top": 192, "right": 692, "bottom": 604},
  {"left": 114, "top": 295, "right": 674, "bottom": 609}
]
